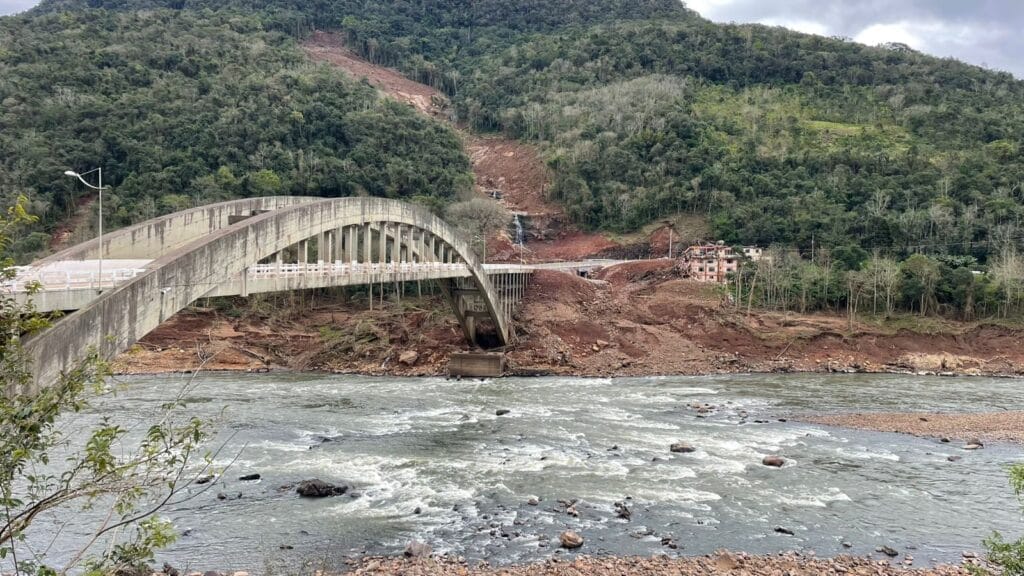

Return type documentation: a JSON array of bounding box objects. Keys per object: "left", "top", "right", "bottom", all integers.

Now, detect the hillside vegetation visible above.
[
  {"left": 14, "top": 0, "right": 1024, "bottom": 267},
  {"left": 0, "top": 7, "right": 471, "bottom": 261}
]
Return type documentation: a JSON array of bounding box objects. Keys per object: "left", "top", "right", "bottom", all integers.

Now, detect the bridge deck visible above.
[{"left": 5, "top": 258, "right": 616, "bottom": 312}]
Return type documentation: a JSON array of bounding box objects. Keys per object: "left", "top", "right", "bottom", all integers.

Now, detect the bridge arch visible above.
[{"left": 22, "top": 197, "right": 511, "bottom": 392}]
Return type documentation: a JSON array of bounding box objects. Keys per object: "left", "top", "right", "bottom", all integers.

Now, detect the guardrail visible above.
[
  {"left": 2, "top": 267, "right": 147, "bottom": 293},
  {"left": 248, "top": 261, "right": 470, "bottom": 279}
]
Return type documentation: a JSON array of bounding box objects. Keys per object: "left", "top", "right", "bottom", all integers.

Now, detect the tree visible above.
[
  {"left": 1, "top": 198, "right": 212, "bottom": 575},
  {"left": 901, "top": 254, "right": 941, "bottom": 316},
  {"left": 975, "top": 464, "right": 1024, "bottom": 576},
  {"left": 444, "top": 198, "right": 511, "bottom": 258}
]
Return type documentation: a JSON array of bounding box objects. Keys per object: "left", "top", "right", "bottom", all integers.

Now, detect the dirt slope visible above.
[{"left": 302, "top": 31, "right": 616, "bottom": 261}]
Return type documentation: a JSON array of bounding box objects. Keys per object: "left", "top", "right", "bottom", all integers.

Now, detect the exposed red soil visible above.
[
  {"left": 302, "top": 31, "right": 617, "bottom": 262},
  {"left": 303, "top": 31, "right": 445, "bottom": 118},
  {"left": 505, "top": 265, "right": 1024, "bottom": 378},
  {"left": 49, "top": 192, "right": 97, "bottom": 251},
  {"left": 113, "top": 295, "right": 468, "bottom": 377},
  {"left": 119, "top": 263, "right": 1024, "bottom": 380}
]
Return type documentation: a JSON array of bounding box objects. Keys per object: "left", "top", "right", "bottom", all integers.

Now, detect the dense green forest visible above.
[
  {"left": 12, "top": 0, "right": 1024, "bottom": 269},
  {"left": 0, "top": 7, "right": 471, "bottom": 261},
  {"left": 332, "top": 1, "right": 1024, "bottom": 263}
]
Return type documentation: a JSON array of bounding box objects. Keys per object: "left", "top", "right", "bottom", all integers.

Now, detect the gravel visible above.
[
  {"left": 805, "top": 411, "right": 1024, "bottom": 444},
  {"left": 345, "top": 552, "right": 977, "bottom": 575}
]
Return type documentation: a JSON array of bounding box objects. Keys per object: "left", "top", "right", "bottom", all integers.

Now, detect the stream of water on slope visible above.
[{"left": 16, "top": 373, "right": 1024, "bottom": 573}]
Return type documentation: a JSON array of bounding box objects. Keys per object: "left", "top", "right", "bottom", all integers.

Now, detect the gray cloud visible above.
[
  {"left": 686, "top": 0, "right": 1024, "bottom": 78},
  {"left": 0, "top": 0, "right": 38, "bottom": 15}
]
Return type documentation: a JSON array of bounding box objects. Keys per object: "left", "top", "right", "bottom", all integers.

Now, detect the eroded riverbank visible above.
[{"left": 112, "top": 270, "right": 1024, "bottom": 381}]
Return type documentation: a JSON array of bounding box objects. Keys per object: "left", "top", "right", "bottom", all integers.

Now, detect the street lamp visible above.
[{"left": 64, "top": 168, "right": 110, "bottom": 292}]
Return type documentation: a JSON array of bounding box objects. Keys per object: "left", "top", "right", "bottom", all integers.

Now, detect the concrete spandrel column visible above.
[
  {"left": 298, "top": 239, "right": 308, "bottom": 264},
  {"left": 378, "top": 223, "right": 387, "bottom": 264},
  {"left": 347, "top": 226, "right": 357, "bottom": 263},
  {"left": 339, "top": 227, "right": 348, "bottom": 264},
  {"left": 429, "top": 235, "right": 437, "bottom": 262},
  {"left": 393, "top": 224, "right": 402, "bottom": 264},
  {"left": 363, "top": 223, "right": 371, "bottom": 264}
]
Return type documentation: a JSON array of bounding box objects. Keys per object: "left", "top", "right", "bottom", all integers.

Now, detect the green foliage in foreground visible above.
[
  {"left": 1, "top": 198, "right": 210, "bottom": 574},
  {"left": 0, "top": 8, "right": 471, "bottom": 262},
  {"left": 973, "top": 464, "right": 1024, "bottom": 576}
]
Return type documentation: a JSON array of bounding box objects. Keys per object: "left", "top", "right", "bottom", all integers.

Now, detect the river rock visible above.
[
  {"left": 670, "top": 441, "right": 696, "bottom": 453},
  {"left": 877, "top": 545, "right": 899, "bottom": 557},
  {"left": 762, "top": 455, "right": 786, "bottom": 467},
  {"left": 614, "top": 501, "right": 631, "bottom": 520},
  {"left": 527, "top": 497, "right": 540, "bottom": 506},
  {"left": 399, "top": 350, "right": 419, "bottom": 366},
  {"left": 965, "top": 439, "right": 984, "bottom": 450},
  {"left": 496, "top": 409, "right": 511, "bottom": 416},
  {"left": 239, "top": 473, "right": 261, "bottom": 481},
  {"left": 774, "top": 526, "right": 795, "bottom": 535},
  {"left": 403, "top": 540, "right": 432, "bottom": 558},
  {"left": 162, "top": 563, "right": 179, "bottom": 576},
  {"left": 560, "top": 530, "right": 584, "bottom": 549},
  {"left": 296, "top": 479, "right": 348, "bottom": 497}
]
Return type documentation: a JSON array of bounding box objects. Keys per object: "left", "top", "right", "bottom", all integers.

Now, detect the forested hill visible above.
[
  {"left": 15, "top": 0, "right": 1024, "bottom": 264},
  {"left": 0, "top": 6, "right": 472, "bottom": 261}
]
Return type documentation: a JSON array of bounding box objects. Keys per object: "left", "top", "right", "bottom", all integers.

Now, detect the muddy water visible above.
[{"left": 20, "top": 373, "right": 1024, "bottom": 573}]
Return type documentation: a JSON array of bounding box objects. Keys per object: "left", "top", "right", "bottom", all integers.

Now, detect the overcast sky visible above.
[
  {"left": 687, "top": 0, "right": 1023, "bottom": 78},
  {"left": 0, "top": 0, "right": 1020, "bottom": 78}
]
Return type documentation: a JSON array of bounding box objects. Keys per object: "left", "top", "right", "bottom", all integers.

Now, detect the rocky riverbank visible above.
[
  {"left": 340, "top": 552, "right": 979, "bottom": 575},
  {"left": 806, "top": 411, "right": 1024, "bottom": 444}
]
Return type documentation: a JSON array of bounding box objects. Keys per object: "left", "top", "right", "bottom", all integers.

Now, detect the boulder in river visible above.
[
  {"left": 296, "top": 479, "right": 349, "bottom": 497},
  {"left": 670, "top": 441, "right": 696, "bottom": 453},
  {"left": 762, "top": 455, "right": 786, "bottom": 467},
  {"left": 964, "top": 439, "right": 984, "bottom": 450},
  {"left": 496, "top": 409, "right": 511, "bottom": 416},
  {"left": 560, "top": 530, "right": 584, "bottom": 549},
  {"left": 877, "top": 545, "right": 899, "bottom": 557},
  {"left": 403, "top": 540, "right": 432, "bottom": 558},
  {"left": 239, "top": 473, "right": 261, "bottom": 481}
]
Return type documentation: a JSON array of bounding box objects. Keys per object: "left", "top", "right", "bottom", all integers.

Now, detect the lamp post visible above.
[{"left": 64, "top": 168, "right": 109, "bottom": 292}]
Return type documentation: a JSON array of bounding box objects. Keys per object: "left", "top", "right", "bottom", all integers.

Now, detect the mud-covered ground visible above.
[{"left": 113, "top": 262, "right": 1024, "bottom": 381}]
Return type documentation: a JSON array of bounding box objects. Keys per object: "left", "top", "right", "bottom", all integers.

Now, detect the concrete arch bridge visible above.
[{"left": 10, "top": 197, "right": 541, "bottom": 392}]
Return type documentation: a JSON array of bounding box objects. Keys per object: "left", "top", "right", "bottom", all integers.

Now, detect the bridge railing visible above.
[
  {"left": 2, "top": 267, "right": 148, "bottom": 294},
  {"left": 248, "top": 261, "right": 469, "bottom": 279}
]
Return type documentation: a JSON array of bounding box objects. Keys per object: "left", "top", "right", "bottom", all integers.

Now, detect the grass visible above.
[
  {"left": 803, "top": 120, "right": 864, "bottom": 135},
  {"left": 859, "top": 313, "right": 1024, "bottom": 335},
  {"left": 604, "top": 212, "right": 712, "bottom": 247}
]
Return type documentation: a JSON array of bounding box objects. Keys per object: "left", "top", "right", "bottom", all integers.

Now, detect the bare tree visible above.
[{"left": 444, "top": 198, "right": 511, "bottom": 258}]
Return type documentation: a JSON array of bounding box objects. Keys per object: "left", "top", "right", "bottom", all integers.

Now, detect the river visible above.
[{"left": 17, "top": 373, "right": 1024, "bottom": 573}]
